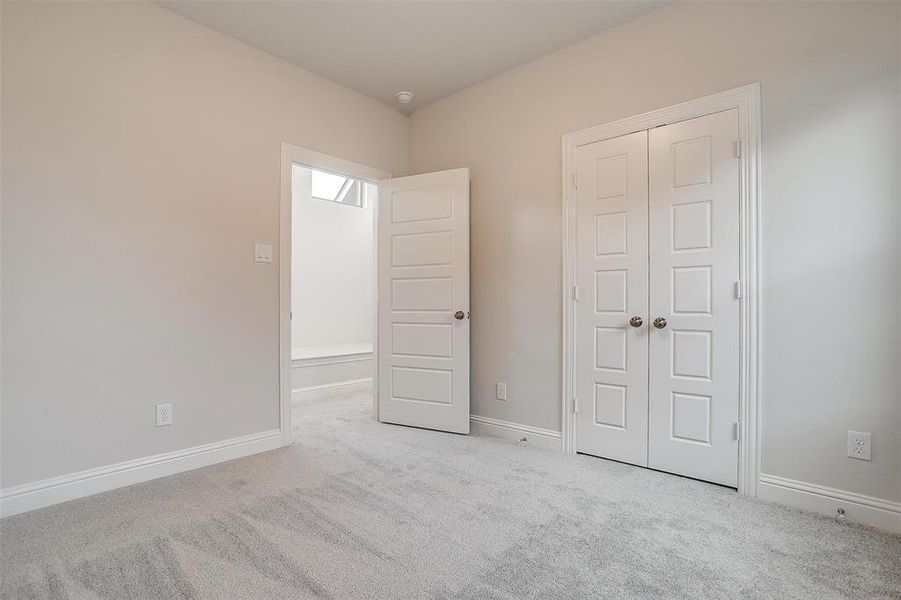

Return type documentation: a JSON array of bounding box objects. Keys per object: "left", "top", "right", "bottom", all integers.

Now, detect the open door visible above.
[{"left": 377, "top": 168, "right": 470, "bottom": 434}]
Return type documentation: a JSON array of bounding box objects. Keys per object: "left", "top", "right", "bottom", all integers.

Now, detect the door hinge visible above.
[
  {"left": 572, "top": 285, "right": 580, "bottom": 302},
  {"left": 573, "top": 397, "right": 579, "bottom": 414},
  {"left": 572, "top": 173, "right": 578, "bottom": 189},
  {"left": 733, "top": 422, "right": 741, "bottom": 441},
  {"left": 734, "top": 280, "right": 743, "bottom": 300},
  {"left": 735, "top": 139, "right": 743, "bottom": 159}
]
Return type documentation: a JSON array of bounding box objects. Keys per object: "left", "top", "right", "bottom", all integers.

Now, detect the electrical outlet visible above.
[
  {"left": 156, "top": 403, "right": 173, "bottom": 427},
  {"left": 847, "top": 431, "right": 871, "bottom": 461},
  {"left": 496, "top": 382, "right": 507, "bottom": 401}
]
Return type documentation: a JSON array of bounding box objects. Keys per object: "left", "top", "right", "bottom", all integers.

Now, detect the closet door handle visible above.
[
  {"left": 629, "top": 316, "right": 643, "bottom": 328},
  {"left": 653, "top": 317, "right": 667, "bottom": 329}
]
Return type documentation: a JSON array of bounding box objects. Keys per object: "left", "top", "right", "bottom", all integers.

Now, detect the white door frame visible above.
[
  {"left": 279, "top": 143, "right": 391, "bottom": 445},
  {"left": 561, "top": 83, "right": 762, "bottom": 496}
]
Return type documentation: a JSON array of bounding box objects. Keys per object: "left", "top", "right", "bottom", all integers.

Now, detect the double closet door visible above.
[{"left": 574, "top": 109, "right": 740, "bottom": 488}]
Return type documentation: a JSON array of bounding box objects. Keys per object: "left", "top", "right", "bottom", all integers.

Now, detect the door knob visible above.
[
  {"left": 629, "top": 316, "right": 643, "bottom": 328},
  {"left": 653, "top": 317, "right": 667, "bottom": 329},
  {"left": 454, "top": 310, "right": 466, "bottom": 320}
]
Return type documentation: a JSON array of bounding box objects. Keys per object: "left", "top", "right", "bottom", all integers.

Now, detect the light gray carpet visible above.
[{"left": 2, "top": 392, "right": 899, "bottom": 599}]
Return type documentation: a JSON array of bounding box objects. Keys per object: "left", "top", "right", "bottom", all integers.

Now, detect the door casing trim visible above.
[
  {"left": 560, "top": 83, "right": 762, "bottom": 496},
  {"left": 279, "top": 143, "right": 390, "bottom": 443}
]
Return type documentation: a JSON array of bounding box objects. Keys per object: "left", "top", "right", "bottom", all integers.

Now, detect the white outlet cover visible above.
[
  {"left": 156, "top": 403, "right": 173, "bottom": 427},
  {"left": 847, "top": 430, "right": 871, "bottom": 461},
  {"left": 496, "top": 382, "right": 507, "bottom": 401}
]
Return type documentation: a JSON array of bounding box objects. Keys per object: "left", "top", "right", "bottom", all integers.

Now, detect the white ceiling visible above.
[{"left": 159, "top": 1, "right": 667, "bottom": 114}]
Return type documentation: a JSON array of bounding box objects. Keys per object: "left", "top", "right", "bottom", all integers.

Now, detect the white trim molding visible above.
[
  {"left": 470, "top": 415, "right": 563, "bottom": 451},
  {"left": 758, "top": 474, "right": 901, "bottom": 534},
  {"left": 292, "top": 342, "right": 372, "bottom": 361},
  {"left": 561, "top": 83, "right": 762, "bottom": 496},
  {"left": 292, "top": 352, "right": 372, "bottom": 369},
  {"left": 291, "top": 378, "right": 373, "bottom": 402},
  {"left": 280, "top": 143, "right": 390, "bottom": 444},
  {"left": 0, "top": 429, "right": 283, "bottom": 518}
]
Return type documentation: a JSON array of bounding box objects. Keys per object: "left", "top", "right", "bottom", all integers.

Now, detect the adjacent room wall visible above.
[
  {"left": 409, "top": 1, "right": 901, "bottom": 502},
  {"left": 291, "top": 165, "right": 373, "bottom": 352},
  {"left": 1, "top": 1, "right": 407, "bottom": 490},
  {"left": 290, "top": 165, "right": 374, "bottom": 399}
]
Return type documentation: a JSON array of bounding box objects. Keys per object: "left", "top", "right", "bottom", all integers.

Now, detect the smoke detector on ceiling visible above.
[{"left": 396, "top": 91, "right": 415, "bottom": 105}]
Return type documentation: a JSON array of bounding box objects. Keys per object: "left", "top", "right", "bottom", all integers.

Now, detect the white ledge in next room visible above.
[{"left": 292, "top": 343, "right": 373, "bottom": 361}]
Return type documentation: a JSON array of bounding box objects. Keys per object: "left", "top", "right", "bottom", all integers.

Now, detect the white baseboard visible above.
[
  {"left": 470, "top": 415, "right": 563, "bottom": 451},
  {"left": 0, "top": 429, "right": 284, "bottom": 518},
  {"left": 758, "top": 473, "right": 901, "bottom": 534},
  {"left": 291, "top": 378, "right": 372, "bottom": 402}
]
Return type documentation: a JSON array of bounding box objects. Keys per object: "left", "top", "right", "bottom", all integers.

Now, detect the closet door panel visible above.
[
  {"left": 647, "top": 109, "right": 741, "bottom": 487},
  {"left": 574, "top": 131, "right": 649, "bottom": 466}
]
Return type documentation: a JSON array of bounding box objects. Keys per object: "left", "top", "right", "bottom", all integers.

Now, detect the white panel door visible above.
[
  {"left": 377, "top": 168, "right": 470, "bottom": 434},
  {"left": 648, "top": 109, "right": 740, "bottom": 487},
  {"left": 575, "top": 131, "right": 649, "bottom": 466}
]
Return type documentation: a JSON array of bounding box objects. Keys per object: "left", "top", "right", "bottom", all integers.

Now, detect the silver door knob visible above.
[
  {"left": 653, "top": 317, "right": 667, "bottom": 329},
  {"left": 629, "top": 316, "right": 643, "bottom": 328},
  {"left": 454, "top": 310, "right": 466, "bottom": 320}
]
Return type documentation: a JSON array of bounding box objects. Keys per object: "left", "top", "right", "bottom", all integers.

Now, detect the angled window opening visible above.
[{"left": 311, "top": 168, "right": 363, "bottom": 207}]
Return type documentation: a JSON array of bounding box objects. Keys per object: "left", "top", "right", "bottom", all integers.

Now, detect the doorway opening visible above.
[
  {"left": 279, "top": 144, "right": 473, "bottom": 443},
  {"left": 290, "top": 164, "right": 377, "bottom": 414},
  {"left": 279, "top": 144, "right": 389, "bottom": 443}
]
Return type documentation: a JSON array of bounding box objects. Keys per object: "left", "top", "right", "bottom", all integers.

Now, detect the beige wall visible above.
[
  {"left": 0, "top": 1, "right": 407, "bottom": 488},
  {"left": 409, "top": 2, "right": 901, "bottom": 501}
]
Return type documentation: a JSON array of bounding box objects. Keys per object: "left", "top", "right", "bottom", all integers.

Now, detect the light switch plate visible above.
[
  {"left": 496, "top": 382, "right": 507, "bottom": 401},
  {"left": 254, "top": 243, "right": 273, "bottom": 263}
]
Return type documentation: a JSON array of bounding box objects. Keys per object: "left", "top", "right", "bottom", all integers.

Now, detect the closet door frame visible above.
[{"left": 561, "top": 83, "right": 761, "bottom": 497}]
